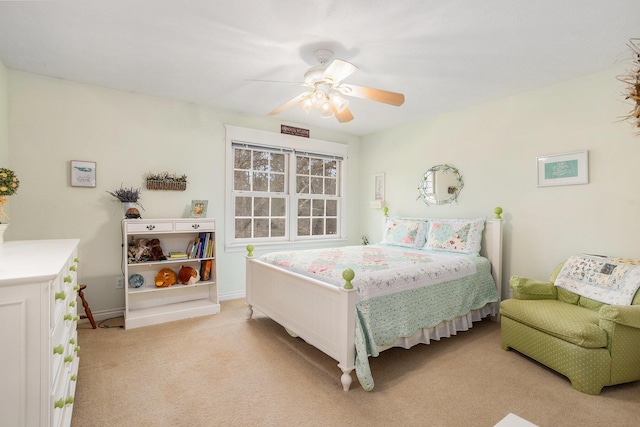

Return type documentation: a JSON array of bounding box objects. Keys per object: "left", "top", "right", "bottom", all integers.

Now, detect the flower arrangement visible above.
[
  {"left": 146, "top": 172, "right": 188, "bottom": 191},
  {"left": 0, "top": 167, "right": 20, "bottom": 223},
  {"left": 106, "top": 185, "right": 144, "bottom": 209}
]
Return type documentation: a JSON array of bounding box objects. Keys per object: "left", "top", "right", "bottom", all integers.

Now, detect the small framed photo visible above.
[
  {"left": 70, "top": 160, "right": 96, "bottom": 187},
  {"left": 537, "top": 151, "right": 588, "bottom": 187},
  {"left": 374, "top": 173, "right": 385, "bottom": 201},
  {"left": 190, "top": 200, "right": 208, "bottom": 218}
]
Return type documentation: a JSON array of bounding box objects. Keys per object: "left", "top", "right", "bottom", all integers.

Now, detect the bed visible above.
[{"left": 245, "top": 214, "right": 503, "bottom": 391}]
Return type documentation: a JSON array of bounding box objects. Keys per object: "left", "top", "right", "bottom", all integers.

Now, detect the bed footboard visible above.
[{"left": 246, "top": 248, "right": 357, "bottom": 391}]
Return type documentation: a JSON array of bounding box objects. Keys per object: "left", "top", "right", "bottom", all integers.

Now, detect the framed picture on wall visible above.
[
  {"left": 374, "top": 173, "right": 385, "bottom": 201},
  {"left": 70, "top": 160, "right": 96, "bottom": 187},
  {"left": 190, "top": 200, "right": 208, "bottom": 218},
  {"left": 537, "top": 151, "right": 588, "bottom": 187}
]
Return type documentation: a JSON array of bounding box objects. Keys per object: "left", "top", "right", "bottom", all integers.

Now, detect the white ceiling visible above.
[{"left": 0, "top": 1, "right": 638, "bottom": 136}]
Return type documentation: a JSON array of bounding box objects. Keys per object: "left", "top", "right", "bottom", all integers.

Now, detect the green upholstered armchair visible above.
[{"left": 500, "top": 262, "right": 640, "bottom": 395}]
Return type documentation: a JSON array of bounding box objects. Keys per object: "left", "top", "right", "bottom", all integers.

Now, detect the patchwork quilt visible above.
[
  {"left": 259, "top": 244, "right": 499, "bottom": 391},
  {"left": 555, "top": 254, "right": 640, "bottom": 305}
]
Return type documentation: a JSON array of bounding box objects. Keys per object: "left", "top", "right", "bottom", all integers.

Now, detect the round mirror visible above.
[{"left": 417, "top": 164, "right": 464, "bottom": 205}]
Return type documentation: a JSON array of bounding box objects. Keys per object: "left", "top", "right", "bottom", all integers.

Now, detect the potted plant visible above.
[
  {"left": 107, "top": 185, "right": 144, "bottom": 217},
  {"left": 0, "top": 167, "right": 19, "bottom": 242},
  {"left": 146, "top": 172, "right": 188, "bottom": 191}
]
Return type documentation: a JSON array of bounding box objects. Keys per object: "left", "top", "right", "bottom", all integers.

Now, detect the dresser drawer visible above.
[
  {"left": 126, "top": 221, "right": 174, "bottom": 233},
  {"left": 175, "top": 220, "right": 215, "bottom": 232}
]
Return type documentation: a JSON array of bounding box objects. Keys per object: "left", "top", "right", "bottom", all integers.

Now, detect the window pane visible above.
[
  {"left": 253, "top": 172, "right": 268, "bottom": 192},
  {"left": 254, "top": 219, "right": 269, "bottom": 238},
  {"left": 235, "top": 196, "right": 252, "bottom": 216},
  {"left": 271, "top": 198, "right": 286, "bottom": 216},
  {"left": 325, "top": 178, "right": 336, "bottom": 195},
  {"left": 234, "top": 149, "right": 251, "bottom": 169},
  {"left": 296, "top": 176, "right": 309, "bottom": 194},
  {"left": 235, "top": 218, "right": 252, "bottom": 238},
  {"left": 326, "top": 218, "right": 337, "bottom": 235},
  {"left": 234, "top": 170, "right": 250, "bottom": 191},
  {"left": 254, "top": 197, "right": 269, "bottom": 216},
  {"left": 298, "top": 199, "right": 310, "bottom": 216},
  {"left": 310, "top": 158, "right": 323, "bottom": 176},
  {"left": 312, "top": 218, "right": 324, "bottom": 235},
  {"left": 271, "top": 219, "right": 286, "bottom": 237},
  {"left": 324, "top": 160, "right": 337, "bottom": 177},
  {"left": 272, "top": 153, "right": 285, "bottom": 173},
  {"left": 310, "top": 177, "right": 323, "bottom": 194},
  {"left": 326, "top": 199, "right": 337, "bottom": 216},
  {"left": 312, "top": 199, "right": 324, "bottom": 217},
  {"left": 296, "top": 157, "right": 309, "bottom": 174},
  {"left": 298, "top": 218, "right": 310, "bottom": 236},
  {"left": 271, "top": 173, "right": 285, "bottom": 192},
  {"left": 253, "top": 151, "right": 269, "bottom": 171}
]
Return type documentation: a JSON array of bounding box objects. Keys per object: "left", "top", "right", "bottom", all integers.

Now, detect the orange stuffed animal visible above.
[
  {"left": 177, "top": 265, "right": 200, "bottom": 285},
  {"left": 154, "top": 268, "right": 176, "bottom": 287}
]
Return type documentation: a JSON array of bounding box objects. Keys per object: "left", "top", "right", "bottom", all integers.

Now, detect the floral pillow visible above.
[
  {"left": 381, "top": 218, "right": 428, "bottom": 248},
  {"left": 424, "top": 218, "right": 485, "bottom": 254}
]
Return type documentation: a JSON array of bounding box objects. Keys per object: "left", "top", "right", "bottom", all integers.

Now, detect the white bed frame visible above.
[{"left": 245, "top": 218, "right": 503, "bottom": 391}]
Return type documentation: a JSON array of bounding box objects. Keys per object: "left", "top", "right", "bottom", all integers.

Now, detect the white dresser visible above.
[{"left": 0, "top": 239, "right": 80, "bottom": 427}]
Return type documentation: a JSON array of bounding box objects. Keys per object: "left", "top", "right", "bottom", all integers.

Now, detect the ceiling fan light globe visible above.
[
  {"left": 311, "top": 90, "right": 327, "bottom": 107},
  {"left": 329, "top": 92, "right": 348, "bottom": 113},
  {"left": 298, "top": 97, "right": 313, "bottom": 113},
  {"left": 319, "top": 102, "right": 334, "bottom": 118}
]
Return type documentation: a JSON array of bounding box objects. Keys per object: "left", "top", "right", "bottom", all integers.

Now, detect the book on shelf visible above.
[
  {"left": 168, "top": 251, "right": 188, "bottom": 259},
  {"left": 200, "top": 259, "right": 212, "bottom": 281}
]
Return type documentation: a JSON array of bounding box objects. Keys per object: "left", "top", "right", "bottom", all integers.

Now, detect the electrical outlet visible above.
[{"left": 115, "top": 277, "right": 125, "bottom": 289}]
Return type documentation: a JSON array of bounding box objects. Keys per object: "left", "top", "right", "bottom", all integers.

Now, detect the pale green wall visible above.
[
  {"left": 6, "top": 71, "right": 360, "bottom": 315},
  {"left": 0, "top": 60, "right": 8, "bottom": 166},
  {"left": 359, "top": 64, "right": 640, "bottom": 297}
]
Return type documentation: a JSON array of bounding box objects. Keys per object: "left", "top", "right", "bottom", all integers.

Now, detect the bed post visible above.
[
  {"left": 246, "top": 244, "right": 254, "bottom": 319},
  {"left": 482, "top": 207, "right": 504, "bottom": 300},
  {"left": 337, "top": 268, "right": 357, "bottom": 391}
]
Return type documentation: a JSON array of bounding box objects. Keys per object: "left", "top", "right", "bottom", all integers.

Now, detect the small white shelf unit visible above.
[{"left": 122, "top": 218, "right": 220, "bottom": 329}]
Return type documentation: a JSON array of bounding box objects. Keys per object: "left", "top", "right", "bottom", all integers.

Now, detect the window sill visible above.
[{"left": 225, "top": 239, "right": 348, "bottom": 254}]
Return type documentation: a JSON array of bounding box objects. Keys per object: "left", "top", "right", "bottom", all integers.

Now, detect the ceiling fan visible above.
[{"left": 266, "top": 49, "right": 405, "bottom": 123}]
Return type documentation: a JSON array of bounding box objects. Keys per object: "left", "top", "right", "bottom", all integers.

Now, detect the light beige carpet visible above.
[{"left": 72, "top": 299, "right": 639, "bottom": 427}]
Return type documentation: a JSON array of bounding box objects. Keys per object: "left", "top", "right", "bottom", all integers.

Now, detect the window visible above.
[{"left": 226, "top": 126, "right": 347, "bottom": 249}]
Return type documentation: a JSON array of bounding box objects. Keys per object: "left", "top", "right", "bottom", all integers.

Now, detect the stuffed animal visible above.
[
  {"left": 177, "top": 265, "right": 200, "bottom": 285},
  {"left": 128, "top": 238, "right": 151, "bottom": 263},
  {"left": 148, "top": 238, "right": 166, "bottom": 261},
  {"left": 154, "top": 268, "right": 176, "bottom": 287}
]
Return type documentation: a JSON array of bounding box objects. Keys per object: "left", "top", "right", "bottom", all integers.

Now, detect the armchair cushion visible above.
[{"left": 500, "top": 299, "right": 607, "bottom": 348}]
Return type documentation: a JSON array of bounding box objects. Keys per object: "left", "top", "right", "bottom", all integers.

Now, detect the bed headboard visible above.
[{"left": 381, "top": 208, "right": 504, "bottom": 299}]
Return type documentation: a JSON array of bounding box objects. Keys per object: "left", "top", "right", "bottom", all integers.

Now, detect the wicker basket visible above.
[{"left": 146, "top": 179, "right": 187, "bottom": 191}]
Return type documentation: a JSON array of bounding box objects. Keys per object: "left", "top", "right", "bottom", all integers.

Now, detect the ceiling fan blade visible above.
[
  {"left": 323, "top": 59, "right": 358, "bottom": 84},
  {"left": 332, "top": 105, "right": 354, "bottom": 123},
  {"left": 268, "top": 92, "right": 309, "bottom": 116},
  {"left": 339, "top": 84, "right": 405, "bottom": 106}
]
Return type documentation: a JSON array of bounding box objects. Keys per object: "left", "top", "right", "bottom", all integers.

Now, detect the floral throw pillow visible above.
[
  {"left": 381, "top": 218, "right": 428, "bottom": 248},
  {"left": 424, "top": 218, "right": 485, "bottom": 254}
]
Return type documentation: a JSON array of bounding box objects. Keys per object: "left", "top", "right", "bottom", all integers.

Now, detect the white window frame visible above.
[{"left": 225, "top": 125, "right": 348, "bottom": 252}]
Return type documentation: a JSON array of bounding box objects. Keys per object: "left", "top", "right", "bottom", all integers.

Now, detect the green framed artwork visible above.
[{"left": 537, "top": 151, "right": 588, "bottom": 187}]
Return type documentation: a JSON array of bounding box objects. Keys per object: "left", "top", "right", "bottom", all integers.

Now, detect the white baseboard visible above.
[{"left": 220, "top": 290, "right": 245, "bottom": 301}]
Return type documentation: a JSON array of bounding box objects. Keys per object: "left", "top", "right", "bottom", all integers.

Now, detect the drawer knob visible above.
[
  {"left": 146, "top": 224, "right": 156, "bottom": 230},
  {"left": 53, "top": 345, "right": 64, "bottom": 355},
  {"left": 192, "top": 223, "right": 200, "bottom": 229},
  {"left": 55, "top": 291, "right": 67, "bottom": 301}
]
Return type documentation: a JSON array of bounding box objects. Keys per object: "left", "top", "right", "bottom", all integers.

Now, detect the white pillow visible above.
[
  {"left": 381, "top": 218, "right": 428, "bottom": 248},
  {"left": 424, "top": 218, "right": 485, "bottom": 254}
]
